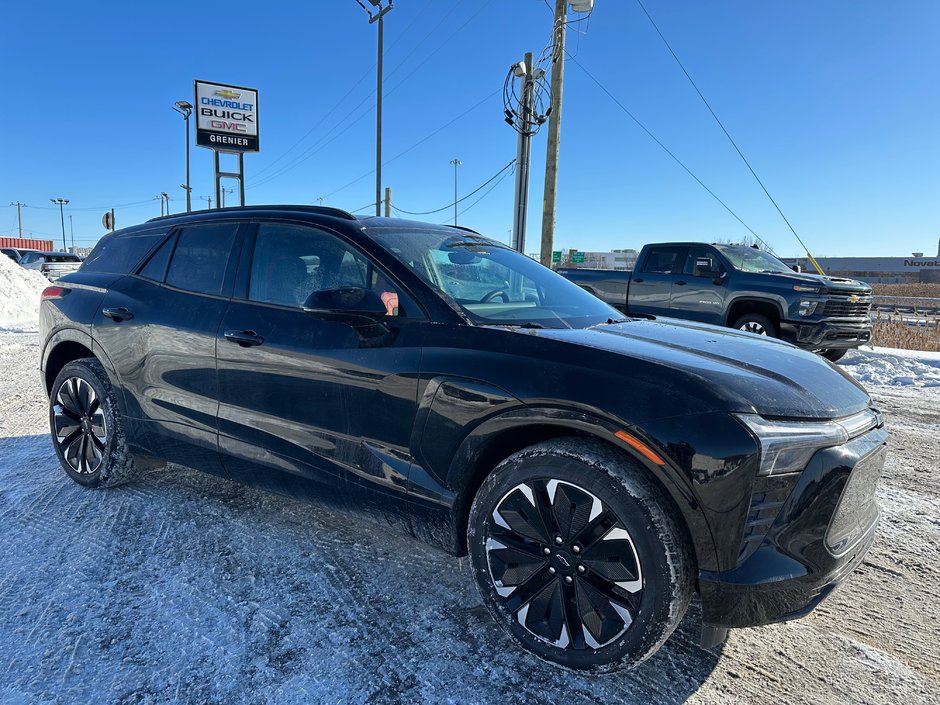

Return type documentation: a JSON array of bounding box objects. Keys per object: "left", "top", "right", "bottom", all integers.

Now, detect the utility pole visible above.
[
  {"left": 50, "top": 198, "right": 69, "bottom": 250},
  {"left": 69, "top": 215, "right": 74, "bottom": 251},
  {"left": 540, "top": 0, "right": 569, "bottom": 267},
  {"left": 9, "top": 202, "right": 25, "bottom": 238},
  {"left": 221, "top": 187, "right": 234, "bottom": 208},
  {"left": 201, "top": 195, "right": 213, "bottom": 209},
  {"left": 384, "top": 187, "right": 392, "bottom": 217},
  {"left": 173, "top": 100, "right": 193, "bottom": 212},
  {"left": 511, "top": 53, "right": 536, "bottom": 254},
  {"left": 450, "top": 158, "right": 461, "bottom": 226},
  {"left": 357, "top": 0, "right": 393, "bottom": 217}
]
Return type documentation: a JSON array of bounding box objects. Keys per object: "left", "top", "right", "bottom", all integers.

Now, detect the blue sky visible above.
[{"left": 1, "top": 1, "right": 938, "bottom": 257}]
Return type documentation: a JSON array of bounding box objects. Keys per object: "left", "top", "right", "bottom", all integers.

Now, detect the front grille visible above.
[
  {"left": 822, "top": 299, "right": 872, "bottom": 318},
  {"left": 826, "top": 445, "right": 886, "bottom": 556}
]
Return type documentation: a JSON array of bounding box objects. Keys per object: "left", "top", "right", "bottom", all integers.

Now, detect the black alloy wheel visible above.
[
  {"left": 468, "top": 439, "right": 693, "bottom": 672},
  {"left": 732, "top": 313, "right": 777, "bottom": 338},
  {"left": 485, "top": 479, "right": 643, "bottom": 651},
  {"left": 52, "top": 376, "right": 108, "bottom": 476},
  {"left": 49, "top": 358, "right": 137, "bottom": 488}
]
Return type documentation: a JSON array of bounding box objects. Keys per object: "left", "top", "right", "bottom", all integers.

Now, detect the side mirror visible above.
[
  {"left": 303, "top": 287, "right": 387, "bottom": 320},
  {"left": 791, "top": 264, "right": 802, "bottom": 273}
]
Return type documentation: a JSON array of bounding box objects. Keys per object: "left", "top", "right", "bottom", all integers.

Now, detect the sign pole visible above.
[{"left": 238, "top": 153, "right": 246, "bottom": 206}]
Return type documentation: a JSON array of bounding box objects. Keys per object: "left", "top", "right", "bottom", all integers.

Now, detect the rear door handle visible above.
[
  {"left": 675, "top": 280, "right": 687, "bottom": 286},
  {"left": 633, "top": 278, "right": 644, "bottom": 283},
  {"left": 102, "top": 307, "right": 134, "bottom": 321},
  {"left": 224, "top": 330, "right": 264, "bottom": 347}
]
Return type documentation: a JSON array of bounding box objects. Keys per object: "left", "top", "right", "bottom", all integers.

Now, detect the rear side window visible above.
[
  {"left": 165, "top": 224, "right": 238, "bottom": 296},
  {"left": 81, "top": 229, "right": 168, "bottom": 273},
  {"left": 641, "top": 246, "right": 686, "bottom": 274},
  {"left": 138, "top": 233, "right": 178, "bottom": 282}
]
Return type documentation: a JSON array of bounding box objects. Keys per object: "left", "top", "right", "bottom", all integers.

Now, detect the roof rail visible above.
[{"left": 146, "top": 204, "right": 358, "bottom": 223}]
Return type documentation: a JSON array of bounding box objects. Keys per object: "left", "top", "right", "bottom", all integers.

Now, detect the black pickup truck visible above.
[{"left": 559, "top": 242, "right": 872, "bottom": 361}]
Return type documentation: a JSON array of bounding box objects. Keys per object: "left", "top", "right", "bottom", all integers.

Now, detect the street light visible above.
[
  {"left": 357, "top": 0, "right": 393, "bottom": 217},
  {"left": 50, "top": 198, "right": 69, "bottom": 250},
  {"left": 450, "top": 158, "right": 461, "bottom": 226},
  {"left": 173, "top": 100, "right": 193, "bottom": 212}
]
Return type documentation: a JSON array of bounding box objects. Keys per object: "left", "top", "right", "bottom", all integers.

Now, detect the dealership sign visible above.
[{"left": 194, "top": 80, "right": 259, "bottom": 152}]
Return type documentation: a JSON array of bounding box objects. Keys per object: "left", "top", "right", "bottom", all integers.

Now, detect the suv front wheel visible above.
[{"left": 467, "top": 438, "right": 694, "bottom": 672}]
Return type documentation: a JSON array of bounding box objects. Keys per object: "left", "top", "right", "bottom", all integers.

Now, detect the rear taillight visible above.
[{"left": 41, "top": 286, "right": 66, "bottom": 300}]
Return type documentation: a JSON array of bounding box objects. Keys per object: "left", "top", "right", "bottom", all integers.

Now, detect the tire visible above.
[
  {"left": 467, "top": 438, "right": 694, "bottom": 672},
  {"left": 731, "top": 312, "right": 777, "bottom": 338},
  {"left": 821, "top": 348, "right": 848, "bottom": 362},
  {"left": 49, "top": 357, "right": 138, "bottom": 488}
]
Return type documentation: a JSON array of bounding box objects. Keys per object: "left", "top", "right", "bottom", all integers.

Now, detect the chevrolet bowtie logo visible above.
[
  {"left": 849, "top": 295, "right": 860, "bottom": 303},
  {"left": 214, "top": 89, "right": 241, "bottom": 100}
]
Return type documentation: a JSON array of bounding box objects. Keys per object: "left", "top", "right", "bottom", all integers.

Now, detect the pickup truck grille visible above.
[{"left": 822, "top": 299, "right": 872, "bottom": 318}]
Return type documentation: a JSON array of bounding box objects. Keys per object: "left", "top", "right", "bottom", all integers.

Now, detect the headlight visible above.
[
  {"left": 735, "top": 414, "right": 847, "bottom": 475},
  {"left": 798, "top": 300, "right": 818, "bottom": 316},
  {"left": 792, "top": 284, "right": 821, "bottom": 293}
]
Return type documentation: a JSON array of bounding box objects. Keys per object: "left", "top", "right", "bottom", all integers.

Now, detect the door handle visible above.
[
  {"left": 102, "top": 307, "right": 134, "bottom": 321},
  {"left": 675, "top": 280, "right": 687, "bottom": 286},
  {"left": 224, "top": 330, "right": 264, "bottom": 347},
  {"left": 633, "top": 278, "right": 644, "bottom": 283}
]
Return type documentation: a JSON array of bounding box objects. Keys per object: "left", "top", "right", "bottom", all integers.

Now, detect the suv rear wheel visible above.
[
  {"left": 49, "top": 358, "right": 137, "bottom": 488},
  {"left": 467, "top": 438, "right": 693, "bottom": 672}
]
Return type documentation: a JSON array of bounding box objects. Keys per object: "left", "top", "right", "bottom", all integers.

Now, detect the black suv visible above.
[{"left": 39, "top": 206, "right": 887, "bottom": 671}]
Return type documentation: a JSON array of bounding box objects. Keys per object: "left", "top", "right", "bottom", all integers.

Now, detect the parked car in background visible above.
[
  {"left": 20, "top": 250, "right": 82, "bottom": 280},
  {"left": 1, "top": 247, "right": 21, "bottom": 262},
  {"left": 558, "top": 242, "right": 873, "bottom": 362},
  {"left": 39, "top": 206, "right": 887, "bottom": 671}
]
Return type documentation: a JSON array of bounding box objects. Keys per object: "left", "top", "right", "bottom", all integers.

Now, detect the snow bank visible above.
[
  {"left": 0, "top": 253, "right": 48, "bottom": 330},
  {"left": 841, "top": 346, "right": 940, "bottom": 388}
]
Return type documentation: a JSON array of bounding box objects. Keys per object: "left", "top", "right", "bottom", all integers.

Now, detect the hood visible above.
[
  {"left": 770, "top": 270, "right": 870, "bottom": 293},
  {"left": 533, "top": 318, "right": 871, "bottom": 420}
]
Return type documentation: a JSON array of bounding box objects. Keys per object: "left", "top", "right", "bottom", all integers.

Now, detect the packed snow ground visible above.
[{"left": 0, "top": 329, "right": 937, "bottom": 704}]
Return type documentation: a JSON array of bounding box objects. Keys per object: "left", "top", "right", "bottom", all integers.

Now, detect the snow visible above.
[
  {"left": 841, "top": 346, "right": 940, "bottom": 388},
  {"left": 0, "top": 254, "right": 48, "bottom": 330}
]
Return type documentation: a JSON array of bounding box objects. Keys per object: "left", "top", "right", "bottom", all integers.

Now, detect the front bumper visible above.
[
  {"left": 698, "top": 426, "right": 888, "bottom": 628},
  {"left": 780, "top": 319, "right": 872, "bottom": 349}
]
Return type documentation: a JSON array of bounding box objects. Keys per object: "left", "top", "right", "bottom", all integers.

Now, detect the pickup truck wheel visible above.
[
  {"left": 467, "top": 438, "right": 693, "bottom": 672},
  {"left": 732, "top": 313, "right": 777, "bottom": 338},
  {"left": 49, "top": 358, "right": 138, "bottom": 488},
  {"left": 821, "top": 348, "right": 848, "bottom": 362}
]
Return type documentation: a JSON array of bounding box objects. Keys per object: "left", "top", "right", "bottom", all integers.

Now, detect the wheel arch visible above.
[
  {"left": 725, "top": 296, "right": 785, "bottom": 328},
  {"left": 42, "top": 329, "right": 96, "bottom": 396},
  {"left": 445, "top": 408, "right": 715, "bottom": 574}
]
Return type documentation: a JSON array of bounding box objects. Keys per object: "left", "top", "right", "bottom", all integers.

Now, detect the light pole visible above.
[
  {"left": 201, "top": 195, "right": 213, "bottom": 209},
  {"left": 173, "top": 100, "right": 193, "bottom": 212},
  {"left": 357, "top": 0, "right": 393, "bottom": 217},
  {"left": 68, "top": 214, "right": 74, "bottom": 251},
  {"left": 221, "top": 187, "right": 234, "bottom": 208},
  {"left": 450, "top": 158, "right": 461, "bottom": 226},
  {"left": 50, "top": 198, "right": 69, "bottom": 250}
]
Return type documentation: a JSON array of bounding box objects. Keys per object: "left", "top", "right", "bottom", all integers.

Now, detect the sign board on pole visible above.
[
  {"left": 571, "top": 251, "right": 585, "bottom": 264},
  {"left": 101, "top": 211, "right": 114, "bottom": 231},
  {"left": 551, "top": 250, "right": 561, "bottom": 263},
  {"left": 194, "top": 80, "right": 259, "bottom": 153}
]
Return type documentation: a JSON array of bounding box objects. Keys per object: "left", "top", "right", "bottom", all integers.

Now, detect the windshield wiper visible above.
[
  {"left": 488, "top": 321, "right": 545, "bottom": 329},
  {"left": 587, "top": 317, "right": 632, "bottom": 328}
]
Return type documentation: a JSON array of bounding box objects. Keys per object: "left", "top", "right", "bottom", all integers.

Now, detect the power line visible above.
[
  {"left": 454, "top": 164, "right": 516, "bottom": 220},
  {"left": 392, "top": 160, "right": 516, "bottom": 215},
  {"left": 568, "top": 53, "right": 772, "bottom": 250},
  {"left": 635, "top": 0, "right": 799, "bottom": 254},
  {"left": 250, "top": 1, "right": 494, "bottom": 190},
  {"left": 320, "top": 89, "right": 501, "bottom": 202}
]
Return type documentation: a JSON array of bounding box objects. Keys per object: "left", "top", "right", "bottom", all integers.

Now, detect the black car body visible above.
[
  {"left": 558, "top": 242, "right": 873, "bottom": 360},
  {"left": 38, "top": 206, "right": 887, "bottom": 670}
]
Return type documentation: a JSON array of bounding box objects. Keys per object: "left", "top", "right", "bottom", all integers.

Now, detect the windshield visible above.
[
  {"left": 371, "top": 228, "right": 622, "bottom": 328},
  {"left": 715, "top": 245, "right": 792, "bottom": 274}
]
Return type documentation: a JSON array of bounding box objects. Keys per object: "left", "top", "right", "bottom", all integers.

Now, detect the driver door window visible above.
[{"left": 248, "top": 223, "right": 414, "bottom": 317}]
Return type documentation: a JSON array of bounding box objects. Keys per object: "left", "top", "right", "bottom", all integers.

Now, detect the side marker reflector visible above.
[{"left": 614, "top": 430, "right": 666, "bottom": 466}]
